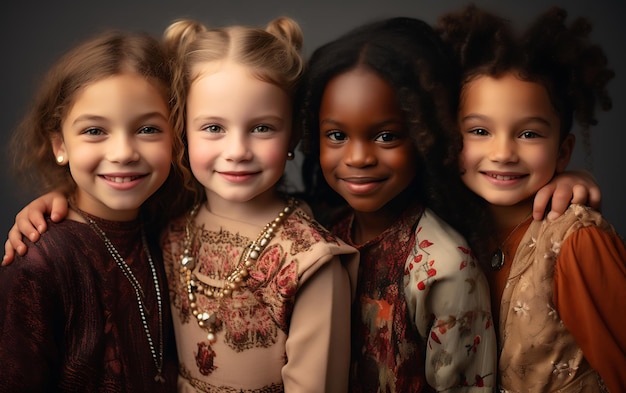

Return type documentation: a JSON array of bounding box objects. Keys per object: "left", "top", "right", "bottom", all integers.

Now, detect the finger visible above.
[
  {"left": 2, "top": 239, "right": 16, "bottom": 266},
  {"left": 532, "top": 183, "right": 554, "bottom": 220},
  {"left": 49, "top": 192, "right": 69, "bottom": 222},
  {"left": 587, "top": 186, "right": 602, "bottom": 211},
  {"left": 546, "top": 186, "right": 576, "bottom": 221},
  {"left": 7, "top": 224, "right": 29, "bottom": 257}
]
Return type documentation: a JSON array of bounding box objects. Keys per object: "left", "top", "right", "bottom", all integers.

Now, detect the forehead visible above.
[
  {"left": 461, "top": 73, "right": 554, "bottom": 113},
  {"left": 65, "top": 73, "right": 170, "bottom": 118},
  {"left": 320, "top": 67, "right": 402, "bottom": 120},
  {"left": 187, "top": 62, "right": 291, "bottom": 116}
]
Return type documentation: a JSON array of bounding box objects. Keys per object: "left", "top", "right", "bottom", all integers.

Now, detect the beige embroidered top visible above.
[
  {"left": 498, "top": 204, "right": 626, "bottom": 392},
  {"left": 161, "top": 200, "right": 359, "bottom": 393}
]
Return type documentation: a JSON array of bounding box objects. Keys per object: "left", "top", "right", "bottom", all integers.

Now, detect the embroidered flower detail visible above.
[
  {"left": 195, "top": 341, "right": 217, "bottom": 375},
  {"left": 547, "top": 303, "right": 559, "bottom": 320},
  {"left": 550, "top": 239, "right": 562, "bottom": 255},
  {"left": 419, "top": 239, "right": 434, "bottom": 248},
  {"left": 513, "top": 301, "right": 529, "bottom": 316},
  {"left": 465, "top": 335, "right": 481, "bottom": 355},
  {"left": 248, "top": 245, "right": 283, "bottom": 288},
  {"left": 552, "top": 359, "right": 579, "bottom": 377}
]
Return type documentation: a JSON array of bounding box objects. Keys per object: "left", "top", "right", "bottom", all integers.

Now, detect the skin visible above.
[
  {"left": 318, "top": 67, "right": 417, "bottom": 244},
  {"left": 2, "top": 70, "right": 602, "bottom": 264},
  {"left": 458, "top": 73, "right": 574, "bottom": 230},
  {"left": 52, "top": 73, "right": 173, "bottom": 222},
  {"left": 185, "top": 61, "right": 293, "bottom": 224}
]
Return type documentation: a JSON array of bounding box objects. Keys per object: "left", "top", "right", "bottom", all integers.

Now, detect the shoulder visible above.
[
  {"left": 537, "top": 204, "right": 618, "bottom": 240},
  {"left": 406, "top": 208, "right": 478, "bottom": 277},
  {"left": 1, "top": 220, "right": 83, "bottom": 284},
  {"left": 281, "top": 201, "right": 358, "bottom": 267},
  {"left": 416, "top": 208, "right": 472, "bottom": 254}
]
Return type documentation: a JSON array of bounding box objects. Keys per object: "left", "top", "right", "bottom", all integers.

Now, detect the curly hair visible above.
[
  {"left": 163, "top": 17, "right": 305, "bottom": 205},
  {"left": 9, "top": 31, "right": 190, "bottom": 228},
  {"left": 437, "top": 4, "right": 614, "bottom": 264},
  {"left": 439, "top": 4, "right": 613, "bottom": 157},
  {"left": 298, "top": 16, "right": 481, "bottom": 242}
]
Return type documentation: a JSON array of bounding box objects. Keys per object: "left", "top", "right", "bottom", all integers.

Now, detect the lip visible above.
[
  {"left": 217, "top": 170, "right": 261, "bottom": 183},
  {"left": 481, "top": 171, "right": 527, "bottom": 186},
  {"left": 99, "top": 173, "right": 147, "bottom": 190},
  {"left": 339, "top": 176, "right": 385, "bottom": 194}
]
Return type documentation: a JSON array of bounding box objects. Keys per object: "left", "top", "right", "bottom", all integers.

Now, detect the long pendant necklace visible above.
[
  {"left": 490, "top": 212, "right": 532, "bottom": 271},
  {"left": 73, "top": 206, "right": 165, "bottom": 383},
  {"left": 180, "top": 198, "right": 297, "bottom": 343}
]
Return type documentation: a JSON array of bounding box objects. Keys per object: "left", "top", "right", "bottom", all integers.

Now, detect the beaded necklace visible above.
[
  {"left": 180, "top": 198, "right": 297, "bottom": 343},
  {"left": 72, "top": 205, "right": 165, "bottom": 383}
]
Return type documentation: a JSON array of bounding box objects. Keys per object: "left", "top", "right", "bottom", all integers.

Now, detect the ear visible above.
[
  {"left": 51, "top": 134, "right": 68, "bottom": 165},
  {"left": 556, "top": 134, "right": 575, "bottom": 173}
]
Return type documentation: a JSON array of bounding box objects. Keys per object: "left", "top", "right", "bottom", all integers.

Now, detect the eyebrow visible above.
[
  {"left": 319, "top": 118, "right": 404, "bottom": 128},
  {"left": 71, "top": 111, "right": 169, "bottom": 126},
  {"left": 460, "top": 113, "right": 553, "bottom": 128}
]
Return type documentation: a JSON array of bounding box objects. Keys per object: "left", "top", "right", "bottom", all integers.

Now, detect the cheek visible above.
[
  {"left": 459, "top": 141, "right": 480, "bottom": 168},
  {"left": 318, "top": 145, "right": 338, "bottom": 177},
  {"left": 152, "top": 142, "right": 173, "bottom": 170},
  {"left": 186, "top": 138, "right": 216, "bottom": 170},
  {"left": 388, "top": 147, "right": 417, "bottom": 181}
]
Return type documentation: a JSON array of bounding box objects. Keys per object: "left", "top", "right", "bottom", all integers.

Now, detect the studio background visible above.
[{"left": 2, "top": 0, "right": 624, "bottom": 237}]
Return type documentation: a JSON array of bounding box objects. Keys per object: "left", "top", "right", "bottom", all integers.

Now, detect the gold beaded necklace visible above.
[{"left": 180, "top": 198, "right": 297, "bottom": 343}]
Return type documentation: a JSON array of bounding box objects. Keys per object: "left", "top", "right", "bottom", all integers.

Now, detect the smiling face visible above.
[
  {"left": 458, "top": 73, "right": 574, "bottom": 212},
  {"left": 54, "top": 73, "right": 173, "bottom": 221},
  {"left": 185, "top": 62, "right": 292, "bottom": 209},
  {"left": 318, "top": 67, "right": 417, "bottom": 214}
]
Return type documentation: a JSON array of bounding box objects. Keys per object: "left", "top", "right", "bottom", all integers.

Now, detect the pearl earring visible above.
[
  {"left": 287, "top": 151, "right": 294, "bottom": 160},
  {"left": 57, "top": 156, "right": 64, "bottom": 164}
]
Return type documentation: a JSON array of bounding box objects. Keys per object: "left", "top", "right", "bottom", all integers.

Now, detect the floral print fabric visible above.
[{"left": 334, "top": 203, "right": 496, "bottom": 392}]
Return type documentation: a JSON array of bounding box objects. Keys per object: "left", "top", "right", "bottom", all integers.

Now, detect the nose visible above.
[
  {"left": 488, "top": 135, "right": 518, "bottom": 163},
  {"left": 223, "top": 131, "right": 253, "bottom": 162},
  {"left": 107, "top": 133, "right": 140, "bottom": 164},
  {"left": 344, "top": 140, "right": 376, "bottom": 168}
]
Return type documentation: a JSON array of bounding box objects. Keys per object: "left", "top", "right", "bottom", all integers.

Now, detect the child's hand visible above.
[
  {"left": 2, "top": 192, "right": 69, "bottom": 266},
  {"left": 533, "top": 170, "right": 602, "bottom": 222}
]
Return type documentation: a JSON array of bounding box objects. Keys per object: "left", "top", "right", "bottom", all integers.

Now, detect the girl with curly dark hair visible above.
[
  {"left": 299, "top": 16, "right": 497, "bottom": 392},
  {"left": 439, "top": 5, "right": 625, "bottom": 392}
]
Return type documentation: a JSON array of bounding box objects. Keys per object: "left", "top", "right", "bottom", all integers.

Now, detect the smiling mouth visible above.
[
  {"left": 101, "top": 175, "right": 144, "bottom": 183},
  {"left": 484, "top": 173, "right": 525, "bottom": 181},
  {"left": 341, "top": 177, "right": 384, "bottom": 184}
]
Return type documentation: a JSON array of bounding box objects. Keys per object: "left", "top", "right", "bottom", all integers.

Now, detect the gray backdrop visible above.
[{"left": 2, "top": 0, "right": 624, "bottom": 237}]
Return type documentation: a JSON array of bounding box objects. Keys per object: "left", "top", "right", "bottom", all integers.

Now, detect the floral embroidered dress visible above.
[
  {"left": 333, "top": 201, "right": 496, "bottom": 392},
  {"left": 498, "top": 204, "right": 626, "bottom": 393},
  {"left": 162, "top": 200, "right": 359, "bottom": 393}
]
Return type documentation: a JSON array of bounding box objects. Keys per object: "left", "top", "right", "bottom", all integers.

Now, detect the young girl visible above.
[
  {"left": 439, "top": 5, "right": 626, "bottom": 391},
  {"left": 0, "top": 31, "right": 182, "bottom": 390},
  {"left": 160, "top": 17, "right": 358, "bottom": 392},
  {"left": 2, "top": 17, "right": 358, "bottom": 392},
  {"left": 299, "top": 17, "right": 497, "bottom": 392}
]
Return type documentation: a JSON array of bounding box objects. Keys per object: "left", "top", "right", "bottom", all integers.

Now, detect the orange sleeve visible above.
[{"left": 554, "top": 226, "right": 626, "bottom": 393}]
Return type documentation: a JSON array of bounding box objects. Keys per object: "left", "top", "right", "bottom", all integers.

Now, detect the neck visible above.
[
  {"left": 352, "top": 193, "right": 411, "bottom": 244},
  {"left": 489, "top": 200, "right": 533, "bottom": 232},
  {"left": 70, "top": 194, "right": 140, "bottom": 223},
  {"left": 205, "top": 188, "right": 286, "bottom": 227}
]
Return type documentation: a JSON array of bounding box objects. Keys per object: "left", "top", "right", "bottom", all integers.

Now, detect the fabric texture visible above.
[
  {"left": 333, "top": 202, "right": 496, "bottom": 393},
  {"left": 162, "top": 200, "right": 359, "bottom": 393},
  {"left": 0, "top": 217, "right": 178, "bottom": 392},
  {"left": 498, "top": 204, "right": 626, "bottom": 393}
]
